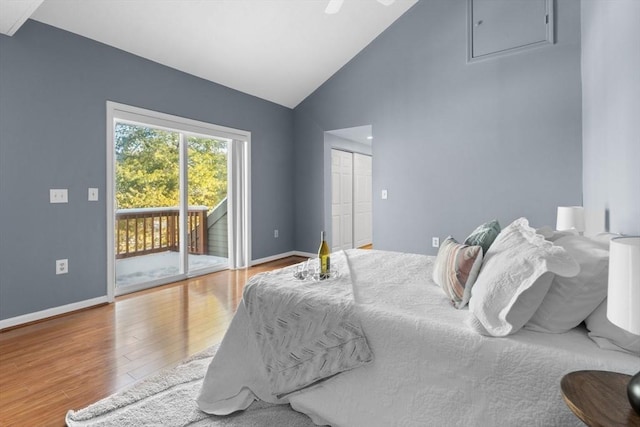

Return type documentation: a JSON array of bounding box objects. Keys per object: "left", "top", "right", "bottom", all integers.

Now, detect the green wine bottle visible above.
[{"left": 318, "top": 231, "right": 330, "bottom": 280}]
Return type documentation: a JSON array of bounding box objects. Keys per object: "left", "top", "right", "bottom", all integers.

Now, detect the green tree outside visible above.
[{"left": 115, "top": 123, "right": 228, "bottom": 211}]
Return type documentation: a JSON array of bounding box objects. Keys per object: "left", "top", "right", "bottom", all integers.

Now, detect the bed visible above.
[{"left": 197, "top": 218, "right": 640, "bottom": 426}]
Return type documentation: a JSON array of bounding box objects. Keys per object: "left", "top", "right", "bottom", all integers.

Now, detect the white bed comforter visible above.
[{"left": 198, "top": 249, "right": 640, "bottom": 427}]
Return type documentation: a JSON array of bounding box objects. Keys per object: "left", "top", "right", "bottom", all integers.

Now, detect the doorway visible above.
[
  {"left": 324, "top": 125, "right": 373, "bottom": 252},
  {"left": 331, "top": 150, "right": 372, "bottom": 251},
  {"left": 106, "top": 102, "right": 251, "bottom": 298}
]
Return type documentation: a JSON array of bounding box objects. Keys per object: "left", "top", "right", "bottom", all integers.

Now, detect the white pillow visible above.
[
  {"left": 585, "top": 299, "right": 640, "bottom": 355},
  {"left": 536, "top": 226, "right": 578, "bottom": 242},
  {"left": 526, "top": 235, "right": 609, "bottom": 333},
  {"left": 469, "top": 218, "right": 579, "bottom": 337}
]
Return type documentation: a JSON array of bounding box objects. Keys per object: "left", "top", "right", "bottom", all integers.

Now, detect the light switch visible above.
[
  {"left": 50, "top": 189, "right": 68, "bottom": 203},
  {"left": 381, "top": 189, "right": 388, "bottom": 200},
  {"left": 88, "top": 188, "right": 99, "bottom": 201}
]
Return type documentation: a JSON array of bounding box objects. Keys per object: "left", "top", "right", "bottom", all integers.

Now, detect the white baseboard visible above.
[
  {"left": 250, "top": 251, "right": 315, "bottom": 266},
  {"left": 294, "top": 251, "right": 316, "bottom": 258},
  {"left": 2, "top": 252, "right": 315, "bottom": 329},
  {"left": 0, "top": 296, "right": 109, "bottom": 330}
]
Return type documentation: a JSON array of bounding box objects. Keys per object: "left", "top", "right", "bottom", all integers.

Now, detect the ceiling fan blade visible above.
[
  {"left": 377, "top": 0, "right": 395, "bottom": 5},
  {"left": 325, "top": 0, "right": 344, "bottom": 14}
]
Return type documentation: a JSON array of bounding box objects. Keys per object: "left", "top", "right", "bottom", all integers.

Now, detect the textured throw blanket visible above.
[{"left": 242, "top": 251, "right": 373, "bottom": 398}]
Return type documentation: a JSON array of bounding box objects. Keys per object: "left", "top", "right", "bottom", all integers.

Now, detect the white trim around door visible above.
[{"left": 106, "top": 101, "right": 251, "bottom": 301}]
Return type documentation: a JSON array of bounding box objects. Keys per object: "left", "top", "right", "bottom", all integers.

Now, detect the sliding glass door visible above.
[
  {"left": 107, "top": 102, "right": 249, "bottom": 297},
  {"left": 186, "top": 135, "right": 229, "bottom": 275},
  {"left": 114, "top": 124, "right": 182, "bottom": 288}
]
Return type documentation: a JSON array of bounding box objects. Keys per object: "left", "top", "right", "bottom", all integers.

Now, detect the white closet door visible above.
[
  {"left": 331, "top": 149, "right": 353, "bottom": 251},
  {"left": 353, "top": 153, "right": 372, "bottom": 248}
]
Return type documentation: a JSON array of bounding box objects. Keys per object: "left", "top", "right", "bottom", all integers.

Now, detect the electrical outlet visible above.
[
  {"left": 56, "top": 259, "right": 68, "bottom": 275},
  {"left": 274, "top": 229, "right": 279, "bottom": 238},
  {"left": 432, "top": 237, "right": 440, "bottom": 248},
  {"left": 381, "top": 189, "right": 388, "bottom": 200}
]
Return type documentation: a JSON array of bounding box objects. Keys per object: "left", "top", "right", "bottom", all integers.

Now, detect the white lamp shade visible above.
[
  {"left": 607, "top": 236, "right": 640, "bottom": 335},
  {"left": 556, "top": 206, "right": 585, "bottom": 232}
]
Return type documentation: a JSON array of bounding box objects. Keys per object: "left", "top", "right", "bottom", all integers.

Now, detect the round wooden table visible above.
[{"left": 561, "top": 370, "right": 640, "bottom": 427}]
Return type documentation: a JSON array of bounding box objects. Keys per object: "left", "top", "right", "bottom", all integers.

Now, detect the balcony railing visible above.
[{"left": 115, "top": 207, "right": 208, "bottom": 259}]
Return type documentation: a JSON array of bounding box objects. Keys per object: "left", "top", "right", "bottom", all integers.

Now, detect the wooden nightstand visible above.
[{"left": 561, "top": 370, "right": 640, "bottom": 427}]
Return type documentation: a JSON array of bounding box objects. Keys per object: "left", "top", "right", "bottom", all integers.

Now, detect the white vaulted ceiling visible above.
[{"left": 1, "top": 0, "right": 418, "bottom": 108}]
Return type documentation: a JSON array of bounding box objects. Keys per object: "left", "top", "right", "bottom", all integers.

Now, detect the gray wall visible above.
[
  {"left": 5, "top": 0, "right": 623, "bottom": 323},
  {"left": 0, "top": 21, "right": 294, "bottom": 320},
  {"left": 581, "top": 0, "right": 640, "bottom": 236},
  {"left": 294, "top": 0, "right": 583, "bottom": 255}
]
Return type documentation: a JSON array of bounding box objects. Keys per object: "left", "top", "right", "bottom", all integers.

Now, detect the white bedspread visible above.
[{"left": 198, "top": 249, "right": 640, "bottom": 426}]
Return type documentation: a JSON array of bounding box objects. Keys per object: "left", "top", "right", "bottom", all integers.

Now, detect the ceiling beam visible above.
[{"left": 0, "top": 0, "right": 44, "bottom": 36}]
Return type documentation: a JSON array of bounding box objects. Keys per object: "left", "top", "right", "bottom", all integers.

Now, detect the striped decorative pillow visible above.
[
  {"left": 464, "top": 219, "right": 501, "bottom": 255},
  {"left": 433, "top": 237, "right": 483, "bottom": 309}
]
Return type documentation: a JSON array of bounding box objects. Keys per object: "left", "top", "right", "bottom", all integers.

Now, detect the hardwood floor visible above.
[{"left": 0, "top": 256, "right": 305, "bottom": 427}]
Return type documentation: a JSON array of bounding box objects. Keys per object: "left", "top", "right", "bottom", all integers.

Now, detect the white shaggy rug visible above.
[{"left": 65, "top": 345, "right": 317, "bottom": 426}]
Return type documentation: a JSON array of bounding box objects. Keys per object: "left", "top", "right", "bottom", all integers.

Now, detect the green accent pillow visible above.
[{"left": 464, "top": 220, "right": 501, "bottom": 255}]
